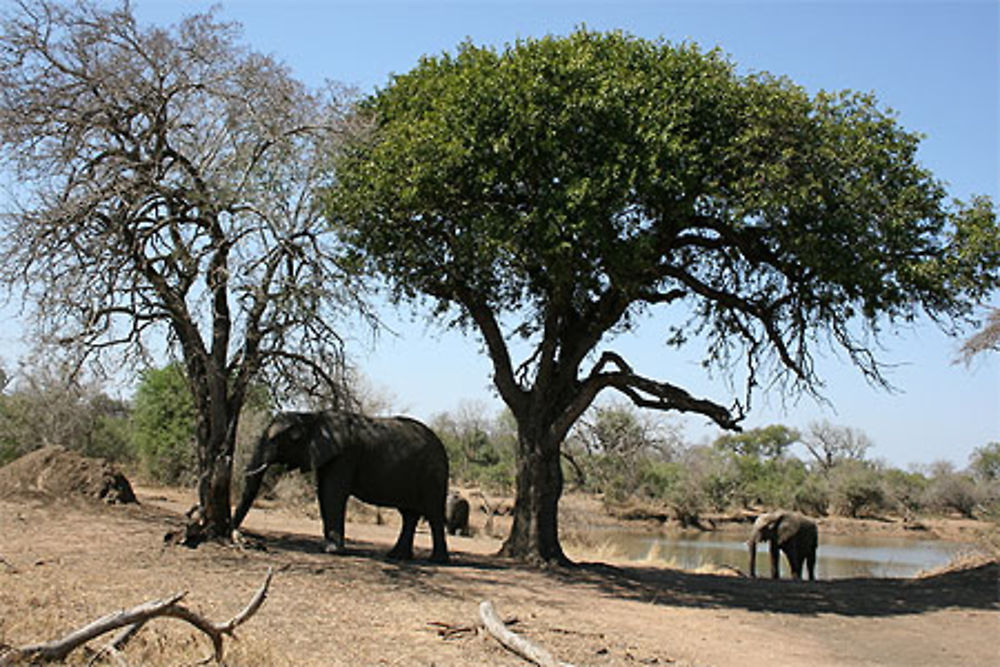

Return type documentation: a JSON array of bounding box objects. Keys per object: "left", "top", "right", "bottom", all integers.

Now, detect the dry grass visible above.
[{"left": 2, "top": 455, "right": 998, "bottom": 667}]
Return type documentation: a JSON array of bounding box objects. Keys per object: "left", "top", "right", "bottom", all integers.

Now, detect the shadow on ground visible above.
[{"left": 234, "top": 523, "right": 998, "bottom": 619}]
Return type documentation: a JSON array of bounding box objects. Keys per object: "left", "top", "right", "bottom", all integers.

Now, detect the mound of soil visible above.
[{"left": 0, "top": 445, "right": 137, "bottom": 504}]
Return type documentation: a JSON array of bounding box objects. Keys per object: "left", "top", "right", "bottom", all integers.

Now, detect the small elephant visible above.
[
  {"left": 445, "top": 490, "right": 470, "bottom": 536},
  {"left": 747, "top": 510, "right": 817, "bottom": 580},
  {"left": 233, "top": 410, "right": 449, "bottom": 563}
]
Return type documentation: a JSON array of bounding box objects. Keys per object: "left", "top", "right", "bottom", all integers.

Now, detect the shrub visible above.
[
  {"left": 882, "top": 468, "right": 929, "bottom": 517},
  {"left": 131, "top": 364, "right": 197, "bottom": 484},
  {"left": 924, "top": 472, "right": 982, "bottom": 518},
  {"left": 792, "top": 474, "right": 830, "bottom": 516},
  {"left": 829, "top": 461, "right": 886, "bottom": 517},
  {"left": 432, "top": 408, "right": 516, "bottom": 493}
]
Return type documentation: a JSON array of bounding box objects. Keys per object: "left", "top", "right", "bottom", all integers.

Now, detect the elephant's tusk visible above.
[{"left": 244, "top": 463, "right": 268, "bottom": 477}]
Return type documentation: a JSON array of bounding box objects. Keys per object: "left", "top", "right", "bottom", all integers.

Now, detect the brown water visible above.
[{"left": 602, "top": 529, "right": 973, "bottom": 578}]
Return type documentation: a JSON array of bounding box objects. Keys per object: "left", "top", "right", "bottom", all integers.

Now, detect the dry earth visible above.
[{"left": 0, "top": 449, "right": 997, "bottom": 666}]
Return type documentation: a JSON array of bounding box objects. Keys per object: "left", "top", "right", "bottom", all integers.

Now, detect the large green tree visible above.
[{"left": 328, "top": 30, "right": 1000, "bottom": 563}]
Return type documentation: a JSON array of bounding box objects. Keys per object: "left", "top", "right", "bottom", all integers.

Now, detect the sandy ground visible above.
[{"left": 0, "top": 478, "right": 997, "bottom": 667}]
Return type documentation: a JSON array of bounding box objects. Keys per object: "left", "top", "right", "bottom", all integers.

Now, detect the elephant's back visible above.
[
  {"left": 366, "top": 415, "right": 447, "bottom": 458},
  {"left": 342, "top": 413, "right": 449, "bottom": 510}
]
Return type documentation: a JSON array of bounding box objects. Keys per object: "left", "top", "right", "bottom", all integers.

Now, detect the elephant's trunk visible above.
[
  {"left": 747, "top": 526, "right": 767, "bottom": 578},
  {"left": 233, "top": 449, "right": 269, "bottom": 529}
]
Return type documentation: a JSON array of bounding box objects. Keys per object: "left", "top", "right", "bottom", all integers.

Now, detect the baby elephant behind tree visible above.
[
  {"left": 747, "top": 510, "right": 818, "bottom": 580},
  {"left": 445, "top": 490, "right": 470, "bottom": 536}
]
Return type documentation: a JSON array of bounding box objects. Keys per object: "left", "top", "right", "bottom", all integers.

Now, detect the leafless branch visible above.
[
  {"left": 565, "top": 351, "right": 743, "bottom": 434},
  {"left": 0, "top": 568, "right": 273, "bottom": 666},
  {"left": 0, "top": 0, "right": 370, "bottom": 535}
]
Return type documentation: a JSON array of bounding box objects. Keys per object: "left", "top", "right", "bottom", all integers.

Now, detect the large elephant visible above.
[
  {"left": 747, "top": 510, "right": 817, "bottom": 580},
  {"left": 233, "top": 410, "right": 450, "bottom": 563}
]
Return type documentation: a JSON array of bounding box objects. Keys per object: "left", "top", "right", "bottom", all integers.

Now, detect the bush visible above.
[
  {"left": 829, "top": 461, "right": 886, "bottom": 517},
  {"left": 924, "top": 472, "right": 982, "bottom": 518},
  {"left": 432, "top": 408, "right": 516, "bottom": 493},
  {"left": 792, "top": 474, "right": 830, "bottom": 516},
  {"left": 882, "top": 468, "right": 929, "bottom": 517},
  {"left": 131, "top": 364, "right": 197, "bottom": 484},
  {"left": 731, "top": 456, "right": 809, "bottom": 509},
  {"left": 0, "top": 362, "right": 132, "bottom": 466}
]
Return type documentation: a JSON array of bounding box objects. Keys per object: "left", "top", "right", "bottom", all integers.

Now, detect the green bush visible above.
[
  {"left": 829, "top": 461, "right": 886, "bottom": 517},
  {"left": 882, "top": 468, "right": 929, "bottom": 517},
  {"left": 130, "top": 364, "right": 197, "bottom": 484},
  {"left": 792, "top": 474, "right": 829, "bottom": 516},
  {"left": 432, "top": 409, "right": 516, "bottom": 493},
  {"left": 0, "top": 364, "right": 132, "bottom": 466}
]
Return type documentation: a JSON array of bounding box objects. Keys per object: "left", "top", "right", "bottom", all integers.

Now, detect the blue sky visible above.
[{"left": 5, "top": 1, "right": 998, "bottom": 468}]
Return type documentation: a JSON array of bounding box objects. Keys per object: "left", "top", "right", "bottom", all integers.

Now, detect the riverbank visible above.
[
  {"left": 532, "top": 489, "right": 997, "bottom": 552},
  {"left": 1, "top": 485, "right": 996, "bottom": 666}
]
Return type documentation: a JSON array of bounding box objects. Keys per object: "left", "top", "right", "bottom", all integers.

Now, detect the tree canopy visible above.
[
  {"left": 328, "top": 29, "right": 999, "bottom": 563},
  {"left": 0, "top": 0, "right": 366, "bottom": 539}
]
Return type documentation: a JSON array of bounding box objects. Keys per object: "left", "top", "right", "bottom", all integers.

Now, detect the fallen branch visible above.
[
  {"left": 0, "top": 568, "right": 273, "bottom": 666},
  {"left": 1, "top": 592, "right": 187, "bottom": 665},
  {"left": 427, "top": 620, "right": 479, "bottom": 640},
  {"left": 478, "top": 600, "right": 574, "bottom": 667}
]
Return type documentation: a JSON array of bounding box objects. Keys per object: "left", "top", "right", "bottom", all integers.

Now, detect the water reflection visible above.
[{"left": 602, "top": 529, "right": 971, "bottom": 579}]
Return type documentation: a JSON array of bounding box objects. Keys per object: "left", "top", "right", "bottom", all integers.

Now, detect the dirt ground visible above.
[{"left": 0, "top": 452, "right": 997, "bottom": 666}]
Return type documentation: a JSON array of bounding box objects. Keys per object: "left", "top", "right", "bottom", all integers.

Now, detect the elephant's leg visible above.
[
  {"left": 427, "top": 512, "right": 449, "bottom": 564},
  {"left": 769, "top": 539, "right": 781, "bottom": 579},
  {"left": 317, "top": 465, "right": 350, "bottom": 554},
  {"left": 806, "top": 549, "right": 817, "bottom": 581},
  {"left": 788, "top": 545, "right": 804, "bottom": 579},
  {"left": 387, "top": 509, "right": 419, "bottom": 560}
]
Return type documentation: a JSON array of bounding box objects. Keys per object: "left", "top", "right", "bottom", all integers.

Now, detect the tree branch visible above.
[
  {"left": 0, "top": 569, "right": 273, "bottom": 666},
  {"left": 570, "top": 351, "right": 744, "bottom": 432},
  {"left": 458, "top": 288, "right": 528, "bottom": 413}
]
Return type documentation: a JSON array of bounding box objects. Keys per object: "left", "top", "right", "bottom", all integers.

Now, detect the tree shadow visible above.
[
  {"left": 232, "top": 527, "right": 515, "bottom": 599},
  {"left": 222, "top": 524, "right": 998, "bottom": 618},
  {"left": 549, "top": 559, "right": 998, "bottom": 617}
]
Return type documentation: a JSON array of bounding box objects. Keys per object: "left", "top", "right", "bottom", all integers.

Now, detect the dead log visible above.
[
  {"left": 0, "top": 569, "right": 273, "bottom": 666},
  {"left": 478, "top": 600, "right": 574, "bottom": 667}
]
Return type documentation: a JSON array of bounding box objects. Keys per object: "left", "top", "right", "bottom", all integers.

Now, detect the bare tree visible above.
[
  {"left": 0, "top": 1, "right": 368, "bottom": 540},
  {"left": 802, "top": 420, "right": 873, "bottom": 473}
]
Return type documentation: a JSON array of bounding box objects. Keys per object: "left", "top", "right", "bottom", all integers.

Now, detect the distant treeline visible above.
[
  {"left": 1, "top": 363, "right": 997, "bottom": 523},
  {"left": 432, "top": 402, "right": 1000, "bottom": 524}
]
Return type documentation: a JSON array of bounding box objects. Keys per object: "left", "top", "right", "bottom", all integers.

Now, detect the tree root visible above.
[{"left": 0, "top": 568, "right": 273, "bottom": 666}]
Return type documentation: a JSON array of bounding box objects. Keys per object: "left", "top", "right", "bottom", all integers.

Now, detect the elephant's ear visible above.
[
  {"left": 774, "top": 513, "right": 801, "bottom": 543},
  {"left": 750, "top": 511, "right": 780, "bottom": 542},
  {"left": 306, "top": 412, "right": 348, "bottom": 470}
]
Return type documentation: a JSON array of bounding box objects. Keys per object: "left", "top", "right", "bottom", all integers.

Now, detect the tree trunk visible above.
[
  {"left": 500, "top": 422, "right": 569, "bottom": 565},
  {"left": 193, "top": 384, "right": 240, "bottom": 541},
  {"left": 198, "top": 440, "right": 234, "bottom": 538}
]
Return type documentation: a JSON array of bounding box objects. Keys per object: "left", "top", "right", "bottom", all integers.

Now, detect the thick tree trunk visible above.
[
  {"left": 193, "top": 390, "right": 239, "bottom": 541},
  {"left": 500, "top": 424, "right": 569, "bottom": 565},
  {"left": 199, "top": 444, "right": 234, "bottom": 538}
]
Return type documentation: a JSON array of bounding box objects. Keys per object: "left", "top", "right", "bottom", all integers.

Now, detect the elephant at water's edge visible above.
[
  {"left": 233, "top": 410, "right": 449, "bottom": 563},
  {"left": 747, "top": 510, "right": 817, "bottom": 580}
]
